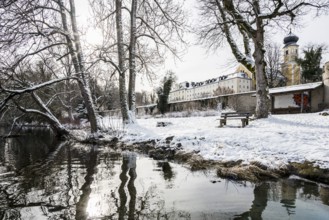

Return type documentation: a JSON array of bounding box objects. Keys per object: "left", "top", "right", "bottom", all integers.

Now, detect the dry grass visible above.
[
  {"left": 290, "top": 161, "right": 329, "bottom": 184},
  {"left": 217, "top": 165, "right": 280, "bottom": 182}
]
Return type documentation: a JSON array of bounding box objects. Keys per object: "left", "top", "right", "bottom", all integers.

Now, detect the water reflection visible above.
[
  {"left": 127, "top": 154, "right": 137, "bottom": 220},
  {"left": 281, "top": 179, "right": 297, "bottom": 215},
  {"left": 0, "top": 128, "right": 57, "bottom": 171},
  {"left": 0, "top": 133, "right": 329, "bottom": 219},
  {"left": 235, "top": 182, "right": 269, "bottom": 220},
  {"left": 75, "top": 146, "right": 99, "bottom": 220},
  {"left": 117, "top": 152, "right": 137, "bottom": 220},
  {"left": 157, "top": 161, "right": 175, "bottom": 182}
]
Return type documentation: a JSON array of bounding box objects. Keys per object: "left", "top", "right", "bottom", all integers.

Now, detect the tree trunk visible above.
[
  {"left": 59, "top": 0, "right": 98, "bottom": 133},
  {"left": 69, "top": 0, "right": 98, "bottom": 132},
  {"left": 116, "top": 0, "right": 130, "bottom": 123},
  {"left": 252, "top": 20, "right": 269, "bottom": 118},
  {"left": 65, "top": 77, "right": 75, "bottom": 123},
  {"left": 128, "top": 0, "right": 137, "bottom": 118}
]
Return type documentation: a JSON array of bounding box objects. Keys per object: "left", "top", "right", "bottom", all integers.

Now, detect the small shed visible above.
[{"left": 269, "top": 82, "right": 323, "bottom": 114}]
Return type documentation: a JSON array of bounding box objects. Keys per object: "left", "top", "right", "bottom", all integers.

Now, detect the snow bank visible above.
[{"left": 102, "top": 113, "right": 329, "bottom": 169}]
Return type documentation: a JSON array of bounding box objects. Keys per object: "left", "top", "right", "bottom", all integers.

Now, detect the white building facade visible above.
[{"left": 169, "top": 71, "right": 252, "bottom": 102}]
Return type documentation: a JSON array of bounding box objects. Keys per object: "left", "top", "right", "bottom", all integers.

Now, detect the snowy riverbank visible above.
[{"left": 103, "top": 112, "right": 329, "bottom": 170}]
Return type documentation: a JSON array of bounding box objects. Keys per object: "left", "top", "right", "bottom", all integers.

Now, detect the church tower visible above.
[{"left": 281, "top": 32, "right": 301, "bottom": 86}]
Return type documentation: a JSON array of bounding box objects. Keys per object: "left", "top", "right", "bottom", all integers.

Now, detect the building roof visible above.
[
  {"left": 283, "top": 32, "right": 299, "bottom": 46},
  {"left": 269, "top": 82, "right": 322, "bottom": 94},
  {"left": 170, "top": 71, "right": 251, "bottom": 93}
]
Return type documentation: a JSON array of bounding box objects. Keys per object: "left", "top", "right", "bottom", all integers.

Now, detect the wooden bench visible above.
[{"left": 219, "top": 112, "right": 250, "bottom": 128}]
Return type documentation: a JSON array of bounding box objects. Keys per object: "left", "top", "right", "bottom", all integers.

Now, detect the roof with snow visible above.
[
  {"left": 170, "top": 71, "right": 251, "bottom": 92},
  {"left": 269, "top": 82, "right": 322, "bottom": 94}
]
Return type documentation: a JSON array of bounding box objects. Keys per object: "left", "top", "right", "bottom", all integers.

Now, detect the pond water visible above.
[{"left": 0, "top": 128, "right": 329, "bottom": 220}]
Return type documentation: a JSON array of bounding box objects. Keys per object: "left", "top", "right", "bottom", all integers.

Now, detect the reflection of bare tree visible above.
[
  {"left": 301, "top": 181, "right": 320, "bottom": 198},
  {"left": 128, "top": 162, "right": 137, "bottom": 220},
  {"left": 118, "top": 155, "right": 129, "bottom": 220},
  {"left": 118, "top": 152, "right": 137, "bottom": 220},
  {"left": 295, "top": 179, "right": 329, "bottom": 206},
  {"left": 235, "top": 182, "right": 269, "bottom": 220},
  {"left": 157, "top": 161, "right": 175, "bottom": 182},
  {"left": 1, "top": 128, "right": 57, "bottom": 172},
  {"left": 0, "top": 140, "right": 82, "bottom": 219},
  {"left": 103, "top": 152, "right": 121, "bottom": 176},
  {"left": 75, "top": 146, "right": 99, "bottom": 220},
  {"left": 115, "top": 154, "right": 191, "bottom": 220},
  {"left": 235, "top": 179, "right": 329, "bottom": 220},
  {"left": 250, "top": 183, "right": 269, "bottom": 220},
  {"left": 280, "top": 180, "right": 297, "bottom": 216},
  {"left": 3, "top": 138, "right": 328, "bottom": 220},
  {"left": 63, "top": 143, "right": 78, "bottom": 218}
]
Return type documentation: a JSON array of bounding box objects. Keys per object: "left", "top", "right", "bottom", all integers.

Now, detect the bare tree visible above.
[
  {"left": 0, "top": 0, "right": 99, "bottom": 133},
  {"left": 90, "top": 0, "right": 186, "bottom": 122},
  {"left": 58, "top": 0, "right": 98, "bottom": 132},
  {"left": 197, "top": 1, "right": 254, "bottom": 74},
  {"left": 115, "top": 0, "right": 131, "bottom": 123},
  {"left": 128, "top": 0, "right": 138, "bottom": 115},
  {"left": 197, "top": 0, "right": 329, "bottom": 118},
  {"left": 0, "top": 65, "right": 74, "bottom": 136},
  {"left": 265, "top": 43, "right": 286, "bottom": 88},
  {"left": 128, "top": 0, "right": 186, "bottom": 116}
]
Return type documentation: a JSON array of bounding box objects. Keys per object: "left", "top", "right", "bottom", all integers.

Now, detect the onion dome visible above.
[{"left": 283, "top": 32, "right": 299, "bottom": 46}]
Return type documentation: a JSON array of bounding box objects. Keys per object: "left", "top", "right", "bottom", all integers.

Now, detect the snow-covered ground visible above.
[{"left": 102, "top": 112, "right": 329, "bottom": 170}]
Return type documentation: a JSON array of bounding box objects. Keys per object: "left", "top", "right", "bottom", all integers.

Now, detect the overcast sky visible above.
[
  {"left": 139, "top": 2, "right": 329, "bottom": 92},
  {"left": 162, "top": 4, "right": 329, "bottom": 80},
  {"left": 76, "top": 1, "right": 329, "bottom": 92}
]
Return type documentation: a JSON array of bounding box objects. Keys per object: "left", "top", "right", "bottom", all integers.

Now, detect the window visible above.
[{"left": 286, "top": 50, "right": 288, "bottom": 55}]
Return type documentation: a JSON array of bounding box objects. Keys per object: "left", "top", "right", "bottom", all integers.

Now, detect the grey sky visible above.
[
  {"left": 75, "top": 0, "right": 329, "bottom": 92},
  {"left": 161, "top": 7, "right": 329, "bottom": 84}
]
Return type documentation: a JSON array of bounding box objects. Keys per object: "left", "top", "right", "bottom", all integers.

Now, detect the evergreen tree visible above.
[
  {"left": 156, "top": 71, "right": 176, "bottom": 114},
  {"left": 298, "top": 45, "right": 324, "bottom": 83}
]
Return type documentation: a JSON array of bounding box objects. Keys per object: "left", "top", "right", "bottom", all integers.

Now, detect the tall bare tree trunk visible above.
[
  {"left": 59, "top": 0, "right": 98, "bottom": 133},
  {"left": 115, "top": 0, "right": 130, "bottom": 123},
  {"left": 252, "top": 3, "right": 269, "bottom": 119},
  {"left": 128, "top": 0, "right": 137, "bottom": 118},
  {"left": 69, "top": 0, "right": 98, "bottom": 132},
  {"left": 65, "top": 63, "right": 75, "bottom": 123}
]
